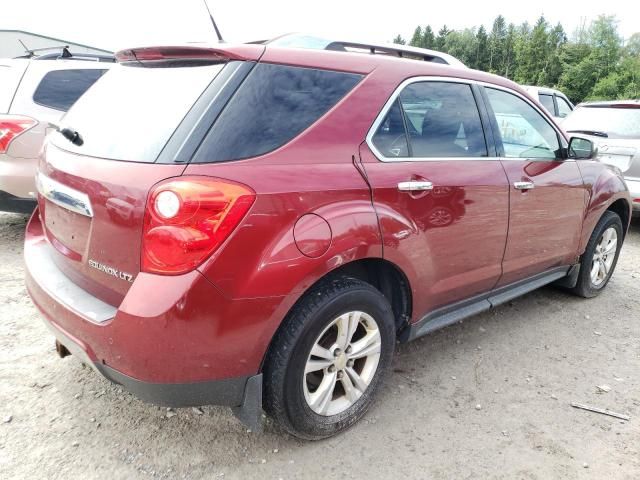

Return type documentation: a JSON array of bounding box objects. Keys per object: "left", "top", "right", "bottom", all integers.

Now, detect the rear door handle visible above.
[
  {"left": 398, "top": 180, "right": 433, "bottom": 192},
  {"left": 513, "top": 181, "right": 534, "bottom": 191}
]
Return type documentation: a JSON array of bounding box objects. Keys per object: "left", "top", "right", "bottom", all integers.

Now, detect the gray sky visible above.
[{"left": 2, "top": 0, "right": 639, "bottom": 52}]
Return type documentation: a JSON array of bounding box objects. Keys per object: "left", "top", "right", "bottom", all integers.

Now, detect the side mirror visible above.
[{"left": 568, "top": 137, "right": 596, "bottom": 160}]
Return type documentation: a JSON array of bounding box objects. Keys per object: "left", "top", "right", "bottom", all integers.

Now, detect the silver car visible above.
[
  {"left": 564, "top": 100, "right": 640, "bottom": 214},
  {"left": 0, "top": 52, "right": 111, "bottom": 213}
]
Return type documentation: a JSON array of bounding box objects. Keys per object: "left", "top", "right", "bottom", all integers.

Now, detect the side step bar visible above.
[{"left": 400, "top": 266, "right": 574, "bottom": 343}]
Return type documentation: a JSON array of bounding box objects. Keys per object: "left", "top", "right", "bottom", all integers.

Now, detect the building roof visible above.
[{"left": 0, "top": 29, "right": 112, "bottom": 54}]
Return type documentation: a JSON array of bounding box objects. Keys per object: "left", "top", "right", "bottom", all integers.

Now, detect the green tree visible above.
[
  {"left": 435, "top": 25, "right": 451, "bottom": 51},
  {"left": 489, "top": 15, "right": 507, "bottom": 73},
  {"left": 409, "top": 26, "right": 423, "bottom": 47},
  {"left": 422, "top": 26, "right": 436, "bottom": 49},
  {"left": 502, "top": 23, "right": 518, "bottom": 78},
  {"left": 400, "top": 15, "right": 637, "bottom": 102},
  {"left": 475, "top": 25, "right": 490, "bottom": 70},
  {"left": 392, "top": 34, "right": 406, "bottom": 45}
]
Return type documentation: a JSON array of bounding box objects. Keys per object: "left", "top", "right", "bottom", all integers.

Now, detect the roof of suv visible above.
[
  {"left": 116, "top": 42, "right": 524, "bottom": 97},
  {"left": 254, "top": 33, "right": 467, "bottom": 68}
]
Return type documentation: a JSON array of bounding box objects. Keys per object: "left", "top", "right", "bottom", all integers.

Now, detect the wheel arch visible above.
[
  {"left": 606, "top": 198, "right": 631, "bottom": 239},
  {"left": 258, "top": 257, "right": 413, "bottom": 372}
]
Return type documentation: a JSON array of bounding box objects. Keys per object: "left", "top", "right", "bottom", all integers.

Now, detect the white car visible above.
[
  {"left": 522, "top": 85, "right": 574, "bottom": 120},
  {"left": 0, "top": 49, "right": 111, "bottom": 213}
]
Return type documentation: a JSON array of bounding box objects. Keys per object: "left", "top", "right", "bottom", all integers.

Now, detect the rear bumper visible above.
[
  {"left": 625, "top": 178, "right": 640, "bottom": 212},
  {"left": 0, "top": 153, "right": 38, "bottom": 199},
  {"left": 24, "top": 208, "right": 287, "bottom": 410},
  {"left": 43, "top": 314, "right": 250, "bottom": 407}
]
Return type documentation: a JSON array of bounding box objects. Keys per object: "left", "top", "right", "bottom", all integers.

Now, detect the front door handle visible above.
[
  {"left": 514, "top": 181, "right": 535, "bottom": 191},
  {"left": 398, "top": 180, "right": 433, "bottom": 192}
]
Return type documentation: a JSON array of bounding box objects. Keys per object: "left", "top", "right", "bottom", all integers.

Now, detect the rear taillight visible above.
[
  {"left": 142, "top": 177, "right": 255, "bottom": 275},
  {"left": 0, "top": 115, "right": 37, "bottom": 153}
]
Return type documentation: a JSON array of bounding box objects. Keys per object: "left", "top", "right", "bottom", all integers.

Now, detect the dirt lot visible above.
[{"left": 0, "top": 211, "right": 639, "bottom": 480}]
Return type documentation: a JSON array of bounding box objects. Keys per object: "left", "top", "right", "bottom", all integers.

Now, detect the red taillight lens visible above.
[
  {"left": 0, "top": 115, "right": 37, "bottom": 153},
  {"left": 142, "top": 177, "right": 256, "bottom": 275}
]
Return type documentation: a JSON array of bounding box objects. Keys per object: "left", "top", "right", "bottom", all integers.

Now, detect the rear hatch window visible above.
[
  {"left": 51, "top": 63, "right": 224, "bottom": 162},
  {"left": 33, "top": 69, "right": 108, "bottom": 111}
]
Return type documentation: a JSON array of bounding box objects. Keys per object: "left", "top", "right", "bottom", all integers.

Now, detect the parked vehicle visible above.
[
  {"left": 0, "top": 50, "right": 112, "bottom": 213},
  {"left": 25, "top": 42, "right": 631, "bottom": 440},
  {"left": 563, "top": 100, "right": 640, "bottom": 214},
  {"left": 522, "top": 85, "right": 574, "bottom": 120}
]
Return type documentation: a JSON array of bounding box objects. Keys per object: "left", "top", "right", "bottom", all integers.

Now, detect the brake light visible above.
[
  {"left": 142, "top": 177, "right": 255, "bottom": 275},
  {"left": 0, "top": 115, "right": 37, "bottom": 153},
  {"left": 634, "top": 198, "right": 640, "bottom": 204}
]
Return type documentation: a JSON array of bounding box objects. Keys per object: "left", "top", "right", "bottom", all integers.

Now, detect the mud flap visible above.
[
  {"left": 231, "top": 373, "right": 263, "bottom": 432},
  {"left": 554, "top": 263, "right": 581, "bottom": 288}
]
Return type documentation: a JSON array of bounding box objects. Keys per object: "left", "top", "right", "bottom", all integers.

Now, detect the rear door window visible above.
[
  {"left": 538, "top": 94, "right": 556, "bottom": 116},
  {"left": 33, "top": 69, "right": 107, "bottom": 111},
  {"left": 374, "top": 81, "right": 488, "bottom": 158},
  {"left": 192, "top": 64, "right": 362, "bottom": 163},
  {"left": 371, "top": 99, "right": 410, "bottom": 158}
]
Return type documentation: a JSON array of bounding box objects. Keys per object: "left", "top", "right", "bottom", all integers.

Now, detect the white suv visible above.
[
  {"left": 0, "top": 51, "right": 111, "bottom": 213},
  {"left": 522, "top": 85, "right": 574, "bottom": 120}
]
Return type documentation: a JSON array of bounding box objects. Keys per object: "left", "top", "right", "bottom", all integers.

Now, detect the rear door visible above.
[
  {"left": 361, "top": 80, "right": 510, "bottom": 317},
  {"left": 482, "top": 86, "right": 587, "bottom": 287}
]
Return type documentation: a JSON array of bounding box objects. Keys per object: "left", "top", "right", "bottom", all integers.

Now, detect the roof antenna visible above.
[
  {"left": 18, "top": 39, "right": 34, "bottom": 58},
  {"left": 202, "top": 0, "right": 224, "bottom": 43}
]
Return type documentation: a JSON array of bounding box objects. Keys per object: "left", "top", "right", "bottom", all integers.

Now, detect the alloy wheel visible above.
[
  {"left": 590, "top": 227, "right": 618, "bottom": 287},
  {"left": 303, "top": 311, "right": 381, "bottom": 416}
]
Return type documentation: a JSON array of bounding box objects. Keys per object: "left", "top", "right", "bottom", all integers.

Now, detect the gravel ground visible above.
[{"left": 1, "top": 211, "right": 639, "bottom": 480}]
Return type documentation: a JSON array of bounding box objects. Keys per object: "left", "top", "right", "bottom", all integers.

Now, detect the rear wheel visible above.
[
  {"left": 571, "top": 211, "right": 623, "bottom": 298},
  {"left": 263, "top": 277, "right": 395, "bottom": 440}
]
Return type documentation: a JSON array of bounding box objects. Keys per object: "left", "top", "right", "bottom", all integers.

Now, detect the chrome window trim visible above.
[
  {"left": 365, "top": 75, "right": 571, "bottom": 163},
  {"left": 36, "top": 172, "right": 93, "bottom": 217}
]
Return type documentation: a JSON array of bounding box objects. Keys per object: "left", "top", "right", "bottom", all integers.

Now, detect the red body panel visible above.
[
  {"left": 496, "top": 160, "right": 587, "bottom": 286},
  {"left": 24, "top": 43, "right": 632, "bottom": 394},
  {"left": 360, "top": 143, "right": 509, "bottom": 318},
  {"left": 39, "top": 145, "right": 186, "bottom": 305}
]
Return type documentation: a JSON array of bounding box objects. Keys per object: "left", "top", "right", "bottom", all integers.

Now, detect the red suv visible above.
[{"left": 25, "top": 42, "right": 631, "bottom": 439}]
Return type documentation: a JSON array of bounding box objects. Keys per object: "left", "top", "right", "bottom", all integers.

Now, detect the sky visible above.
[{"left": 2, "top": 0, "right": 639, "bottom": 52}]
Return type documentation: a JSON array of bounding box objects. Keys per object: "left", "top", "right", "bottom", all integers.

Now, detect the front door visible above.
[
  {"left": 482, "top": 86, "right": 587, "bottom": 287},
  {"left": 360, "top": 80, "right": 510, "bottom": 319}
]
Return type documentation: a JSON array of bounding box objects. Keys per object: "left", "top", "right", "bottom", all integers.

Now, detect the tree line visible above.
[{"left": 393, "top": 15, "right": 639, "bottom": 103}]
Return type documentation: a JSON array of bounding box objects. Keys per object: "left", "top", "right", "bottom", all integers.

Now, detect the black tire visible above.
[
  {"left": 263, "top": 277, "right": 395, "bottom": 440},
  {"left": 571, "top": 210, "right": 623, "bottom": 298}
]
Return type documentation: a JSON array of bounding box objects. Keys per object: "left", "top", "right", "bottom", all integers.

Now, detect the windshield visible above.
[
  {"left": 52, "top": 63, "right": 223, "bottom": 162},
  {"left": 564, "top": 106, "right": 640, "bottom": 139}
]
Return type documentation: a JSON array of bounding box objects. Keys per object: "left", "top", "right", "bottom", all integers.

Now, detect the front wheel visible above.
[
  {"left": 571, "top": 210, "right": 623, "bottom": 298},
  {"left": 263, "top": 277, "right": 395, "bottom": 440}
]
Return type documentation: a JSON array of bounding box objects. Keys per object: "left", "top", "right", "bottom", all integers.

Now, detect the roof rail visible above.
[
  {"left": 257, "top": 34, "right": 467, "bottom": 68},
  {"left": 325, "top": 41, "right": 466, "bottom": 67}
]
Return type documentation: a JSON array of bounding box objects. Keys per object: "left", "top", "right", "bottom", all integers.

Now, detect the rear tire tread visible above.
[{"left": 263, "top": 276, "right": 394, "bottom": 440}]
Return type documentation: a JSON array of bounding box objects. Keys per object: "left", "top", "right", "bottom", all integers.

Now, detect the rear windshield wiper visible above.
[
  {"left": 48, "top": 122, "right": 84, "bottom": 146},
  {"left": 566, "top": 129, "right": 609, "bottom": 138}
]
